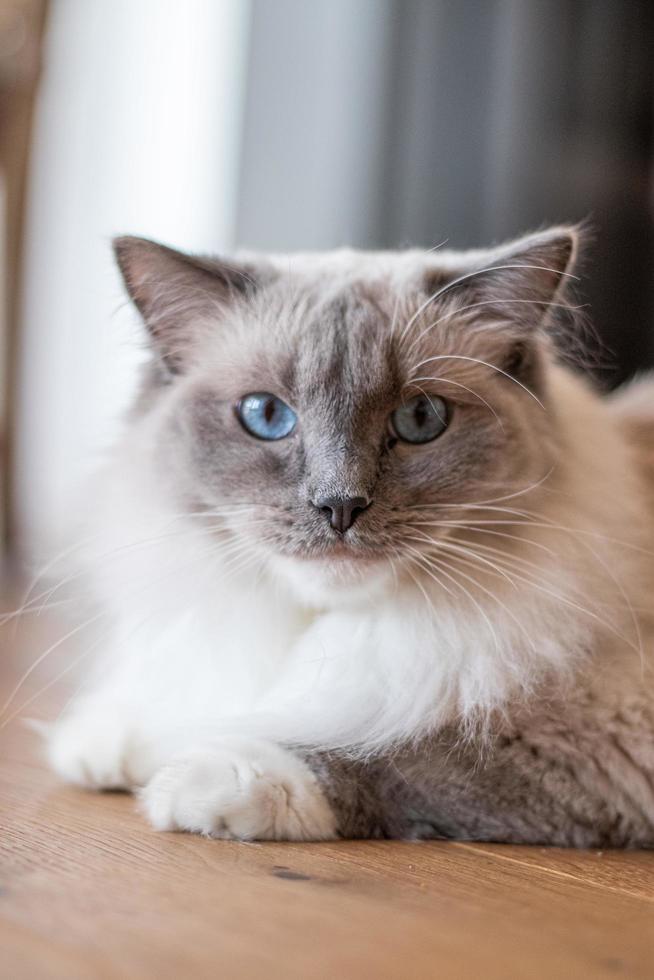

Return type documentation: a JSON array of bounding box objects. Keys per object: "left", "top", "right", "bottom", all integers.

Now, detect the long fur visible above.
[{"left": 44, "top": 228, "right": 654, "bottom": 798}]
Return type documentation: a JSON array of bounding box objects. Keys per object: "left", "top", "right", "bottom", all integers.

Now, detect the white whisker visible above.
[
  {"left": 407, "top": 298, "right": 582, "bottom": 356},
  {"left": 398, "top": 262, "right": 579, "bottom": 344},
  {"left": 0, "top": 611, "right": 106, "bottom": 720},
  {"left": 409, "top": 541, "right": 537, "bottom": 654},
  {"left": 406, "top": 375, "right": 505, "bottom": 429},
  {"left": 404, "top": 544, "right": 501, "bottom": 655},
  {"left": 409, "top": 354, "right": 546, "bottom": 409}
]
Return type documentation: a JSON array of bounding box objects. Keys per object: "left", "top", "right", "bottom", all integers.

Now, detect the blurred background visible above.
[{"left": 0, "top": 0, "right": 652, "bottom": 565}]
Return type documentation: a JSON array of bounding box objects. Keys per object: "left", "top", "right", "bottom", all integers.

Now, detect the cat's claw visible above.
[{"left": 140, "top": 737, "right": 337, "bottom": 841}]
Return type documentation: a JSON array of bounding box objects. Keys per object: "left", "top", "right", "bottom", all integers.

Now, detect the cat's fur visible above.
[{"left": 47, "top": 227, "right": 654, "bottom": 845}]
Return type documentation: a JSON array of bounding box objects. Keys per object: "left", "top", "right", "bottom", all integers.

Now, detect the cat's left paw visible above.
[{"left": 140, "top": 737, "right": 337, "bottom": 841}]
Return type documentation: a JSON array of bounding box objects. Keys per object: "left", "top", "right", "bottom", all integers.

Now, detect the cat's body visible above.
[
  {"left": 314, "top": 649, "right": 654, "bottom": 846},
  {"left": 47, "top": 229, "right": 654, "bottom": 844}
]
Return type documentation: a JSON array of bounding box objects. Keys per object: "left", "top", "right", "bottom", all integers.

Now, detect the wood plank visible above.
[{"left": 456, "top": 841, "right": 654, "bottom": 902}]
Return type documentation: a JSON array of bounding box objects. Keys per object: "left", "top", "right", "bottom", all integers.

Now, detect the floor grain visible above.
[{"left": 1, "top": 595, "right": 653, "bottom": 979}]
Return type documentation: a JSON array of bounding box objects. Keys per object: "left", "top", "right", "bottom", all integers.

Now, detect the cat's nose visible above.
[{"left": 313, "top": 495, "right": 371, "bottom": 534}]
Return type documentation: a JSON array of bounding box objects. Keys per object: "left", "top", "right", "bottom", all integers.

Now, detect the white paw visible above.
[
  {"left": 48, "top": 705, "right": 159, "bottom": 790},
  {"left": 140, "top": 737, "right": 337, "bottom": 841}
]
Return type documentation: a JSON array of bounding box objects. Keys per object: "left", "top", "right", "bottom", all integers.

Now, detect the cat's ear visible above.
[
  {"left": 435, "top": 225, "right": 580, "bottom": 331},
  {"left": 113, "top": 236, "right": 260, "bottom": 373},
  {"left": 424, "top": 226, "right": 582, "bottom": 384}
]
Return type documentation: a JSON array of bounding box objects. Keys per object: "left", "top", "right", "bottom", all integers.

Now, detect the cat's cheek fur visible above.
[{"left": 140, "top": 738, "right": 338, "bottom": 841}]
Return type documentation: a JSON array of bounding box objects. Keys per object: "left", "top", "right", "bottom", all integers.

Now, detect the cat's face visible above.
[{"left": 115, "top": 229, "right": 576, "bottom": 604}]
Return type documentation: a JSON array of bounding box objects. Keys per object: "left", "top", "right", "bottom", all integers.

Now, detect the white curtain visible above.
[{"left": 14, "top": 0, "right": 251, "bottom": 559}]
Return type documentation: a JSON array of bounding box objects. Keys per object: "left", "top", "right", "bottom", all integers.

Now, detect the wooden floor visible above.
[{"left": 1, "top": 587, "right": 653, "bottom": 979}]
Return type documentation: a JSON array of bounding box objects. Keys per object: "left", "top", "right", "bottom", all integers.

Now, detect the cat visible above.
[{"left": 47, "top": 226, "right": 654, "bottom": 845}]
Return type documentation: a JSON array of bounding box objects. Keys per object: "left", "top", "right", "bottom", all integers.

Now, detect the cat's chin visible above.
[{"left": 270, "top": 552, "right": 394, "bottom": 607}]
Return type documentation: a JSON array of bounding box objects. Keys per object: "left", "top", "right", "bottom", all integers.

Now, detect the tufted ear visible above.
[
  {"left": 113, "top": 236, "right": 260, "bottom": 374},
  {"left": 420, "top": 225, "right": 583, "bottom": 385},
  {"left": 467, "top": 225, "right": 578, "bottom": 319},
  {"left": 426, "top": 225, "right": 580, "bottom": 328}
]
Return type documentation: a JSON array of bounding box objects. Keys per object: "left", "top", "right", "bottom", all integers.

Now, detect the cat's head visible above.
[{"left": 114, "top": 227, "right": 579, "bottom": 606}]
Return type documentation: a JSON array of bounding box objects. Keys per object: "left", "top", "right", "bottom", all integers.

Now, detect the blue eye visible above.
[
  {"left": 237, "top": 392, "right": 297, "bottom": 440},
  {"left": 391, "top": 394, "right": 449, "bottom": 444}
]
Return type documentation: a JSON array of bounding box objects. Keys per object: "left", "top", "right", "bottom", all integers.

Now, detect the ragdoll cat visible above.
[{"left": 47, "top": 226, "right": 654, "bottom": 845}]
